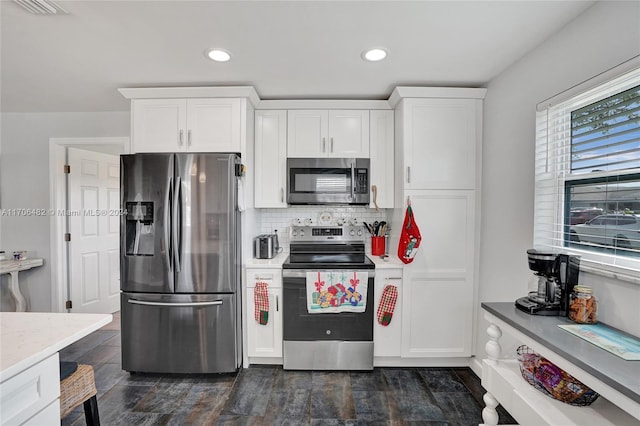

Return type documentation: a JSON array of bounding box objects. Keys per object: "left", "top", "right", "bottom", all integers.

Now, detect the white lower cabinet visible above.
[
  {"left": 0, "top": 353, "right": 60, "bottom": 426},
  {"left": 400, "top": 190, "right": 476, "bottom": 358},
  {"left": 246, "top": 269, "right": 283, "bottom": 362},
  {"left": 373, "top": 269, "right": 403, "bottom": 358}
]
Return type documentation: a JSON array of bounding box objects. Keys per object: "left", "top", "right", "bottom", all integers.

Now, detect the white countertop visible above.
[
  {"left": 0, "top": 312, "right": 112, "bottom": 382},
  {"left": 367, "top": 254, "right": 405, "bottom": 269},
  {"left": 245, "top": 251, "right": 289, "bottom": 268}
]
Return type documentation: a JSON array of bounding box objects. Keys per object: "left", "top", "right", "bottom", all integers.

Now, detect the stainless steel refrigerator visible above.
[{"left": 120, "top": 153, "right": 241, "bottom": 374}]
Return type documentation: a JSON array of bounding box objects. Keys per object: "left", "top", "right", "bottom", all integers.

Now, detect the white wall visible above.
[
  {"left": 0, "top": 112, "right": 129, "bottom": 312},
  {"left": 478, "top": 0, "right": 640, "bottom": 359}
]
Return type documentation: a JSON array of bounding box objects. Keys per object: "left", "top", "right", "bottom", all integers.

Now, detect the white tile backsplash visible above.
[{"left": 254, "top": 206, "right": 389, "bottom": 250}]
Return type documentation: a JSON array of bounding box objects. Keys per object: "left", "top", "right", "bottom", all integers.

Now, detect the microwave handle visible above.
[{"left": 351, "top": 162, "right": 356, "bottom": 200}]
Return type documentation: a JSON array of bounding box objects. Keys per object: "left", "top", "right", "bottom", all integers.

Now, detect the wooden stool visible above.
[{"left": 59, "top": 363, "right": 100, "bottom": 426}]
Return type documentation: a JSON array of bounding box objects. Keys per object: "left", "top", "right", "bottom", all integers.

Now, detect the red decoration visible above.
[{"left": 397, "top": 201, "right": 421, "bottom": 264}]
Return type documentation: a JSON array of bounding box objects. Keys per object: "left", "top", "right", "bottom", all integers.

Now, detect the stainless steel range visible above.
[{"left": 282, "top": 225, "right": 375, "bottom": 370}]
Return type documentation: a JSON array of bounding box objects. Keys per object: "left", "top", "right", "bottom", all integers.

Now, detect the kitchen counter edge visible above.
[
  {"left": 0, "top": 312, "right": 112, "bottom": 382},
  {"left": 481, "top": 302, "right": 640, "bottom": 403}
]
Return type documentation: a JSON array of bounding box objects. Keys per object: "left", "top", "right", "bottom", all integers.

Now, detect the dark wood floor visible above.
[{"left": 60, "top": 312, "right": 517, "bottom": 425}]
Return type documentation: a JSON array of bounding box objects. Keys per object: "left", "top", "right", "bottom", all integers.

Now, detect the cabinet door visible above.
[
  {"left": 369, "top": 110, "right": 394, "bottom": 209},
  {"left": 0, "top": 353, "right": 60, "bottom": 426},
  {"left": 246, "top": 270, "right": 283, "bottom": 359},
  {"left": 187, "top": 98, "right": 241, "bottom": 152},
  {"left": 255, "top": 110, "right": 287, "bottom": 208},
  {"left": 404, "top": 99, "right": 479, "bottom": 189},
  {"left": 287, "top": 110, "right": 328, "bottom": 157},
  {"left": 132, "top": 99, "right": 186, "bottom": 153},
  {"left": 373, "top": 269, "right": 402, "bottom": 358},
  {"left": 328, "top": 110, "right": 370, "bottom": 157},
  {"left": 401, "top": 190, "right": 475, "bottom": 358}
]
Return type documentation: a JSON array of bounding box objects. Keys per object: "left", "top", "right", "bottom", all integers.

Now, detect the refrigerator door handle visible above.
[
  {"left": 166, "top": 177, "right": 173, "bottom": 272},
  {"left": 128, "top": 299, "right": 223, "bottom": 307},
  {"left": 173, "top": 176, "right": 182, "bottom": 272}
]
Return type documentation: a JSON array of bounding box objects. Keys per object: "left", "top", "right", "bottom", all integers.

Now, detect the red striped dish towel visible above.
[
  {"left": 254, "top": 282, "right": 269, "bottom": 325},
  {"left": 377, "top": 285, "right": 398, "bottom": 326}
]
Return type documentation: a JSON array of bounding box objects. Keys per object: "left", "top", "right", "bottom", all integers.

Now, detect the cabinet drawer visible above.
[
  {"left": 247, "top": 270, "right": 282, "bottom": 288},
  {"left": 0, "top": 353, "right": 60, "bottom": 426}
]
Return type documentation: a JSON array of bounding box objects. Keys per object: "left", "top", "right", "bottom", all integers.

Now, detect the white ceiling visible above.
[{"left": 1, "top": 0, "right": 596, "bottom": 113}]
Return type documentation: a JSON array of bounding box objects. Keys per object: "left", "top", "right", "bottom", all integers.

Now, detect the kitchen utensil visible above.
[{"left": 362, "top": 221, "right": 373, "bottom": 235}]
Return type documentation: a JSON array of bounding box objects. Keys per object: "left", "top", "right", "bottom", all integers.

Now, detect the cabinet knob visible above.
[
  {"left": 187, "top": 130, "right": 192, "bottom": 146},
  {"left": 322, "top": 137, "right": 326, "bottom": 153},
  {"left": 179, "top": 130, "right": 184, "bottom": 146}
]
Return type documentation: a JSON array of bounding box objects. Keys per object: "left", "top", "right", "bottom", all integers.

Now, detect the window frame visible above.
[{"left": 533, "top": 67, "right": 640, "bottom": 283}]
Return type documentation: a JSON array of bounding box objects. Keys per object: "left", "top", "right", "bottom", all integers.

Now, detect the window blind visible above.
[{"left": 533, "top": 67, "right": 640, "bottom": 274}]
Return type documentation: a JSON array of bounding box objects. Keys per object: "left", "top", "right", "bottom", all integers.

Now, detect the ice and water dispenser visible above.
[{"left": 125, "top": 201, "right": 154, "bottom": 256}]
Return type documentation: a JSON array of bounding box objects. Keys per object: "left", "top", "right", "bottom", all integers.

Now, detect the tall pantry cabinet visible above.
[{"left": 389, "top": 87, "right": 486, "bottom": 361}]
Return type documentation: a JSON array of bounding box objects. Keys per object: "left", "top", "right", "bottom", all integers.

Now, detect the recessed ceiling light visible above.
[
  {"left": 362, "top": 48, "right": 388, "bottom": 62},
  {"left": 205, "top": 49, "right": 231, "bottom": 62}
]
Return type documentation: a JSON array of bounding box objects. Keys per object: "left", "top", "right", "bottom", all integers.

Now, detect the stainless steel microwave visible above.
[{"left": 287, "top": 158, "right": 370, "bottom": 205}]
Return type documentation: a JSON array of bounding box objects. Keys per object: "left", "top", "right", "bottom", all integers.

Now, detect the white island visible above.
[{"left": 0, "top": 312, "right": 112, "bottom": 425}]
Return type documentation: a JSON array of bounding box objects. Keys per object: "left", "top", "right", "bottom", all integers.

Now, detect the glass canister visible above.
[{"left": 569, "top": 285, "right": 597, "bottom": 324}]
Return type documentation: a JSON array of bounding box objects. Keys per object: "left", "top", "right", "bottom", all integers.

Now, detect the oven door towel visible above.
[{"left": 306, "top": 271, "right": 368, "bottom": 313}]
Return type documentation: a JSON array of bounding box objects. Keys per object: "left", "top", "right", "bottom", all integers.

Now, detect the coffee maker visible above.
[{"left": 515, "top": 249, "right": 580, "bottom": 316}]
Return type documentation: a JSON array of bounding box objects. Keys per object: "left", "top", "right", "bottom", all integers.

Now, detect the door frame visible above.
[{"left": 49, "top": 137, "right": 130, "bottom": 312}]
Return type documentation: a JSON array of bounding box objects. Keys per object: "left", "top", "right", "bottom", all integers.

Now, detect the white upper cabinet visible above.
[
  {"left": 401, "top": 98, "right": 481, "bottom": 190},
  {"left": 254, "top": 110, "right": 287, "bottom": 208},
  {"left": 328, "top": 110, "right": 370, "bottom": 157},
  {"left": 287, "top": 110, "right": 369, "bottom": 158},
  {"left": 187, "top": 99, "right": 241, "bottom": 152},
  {"left": 287, "top": 110, "right": 327, "bottom": 157},
  {"left": 132, "top": 99, "right": 186, "bottom": 153},
  {"left": 369, "top": 110, "right": 394, "bottom": 209},
  {"left": 131, "top": 98, "right": 242, "bottom": 153}
]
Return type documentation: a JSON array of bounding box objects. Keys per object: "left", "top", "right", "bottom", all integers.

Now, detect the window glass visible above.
[
  {"left": 565, "top": 84, "right": 640, "bottom": 256},
  {"left": 534, "top": 68, "right": 640, "bottom": 273}
]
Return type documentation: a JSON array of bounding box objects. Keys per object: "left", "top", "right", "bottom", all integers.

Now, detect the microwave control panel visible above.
[{"left": 355, "top": 169, "right": 368, "bottom": 193}]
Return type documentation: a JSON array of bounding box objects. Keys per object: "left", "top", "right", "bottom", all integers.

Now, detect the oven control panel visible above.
[{"left": 290, "top": 226, "right": 365, "bottom": 242}]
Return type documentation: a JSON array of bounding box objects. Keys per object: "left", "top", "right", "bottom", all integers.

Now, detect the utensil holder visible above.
[{"left": 371, "top": 236, "right": 385, "bottom": 256}]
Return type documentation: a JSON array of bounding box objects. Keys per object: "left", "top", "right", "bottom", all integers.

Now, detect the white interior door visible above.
[{"left": 68, "top": 147, "right": 120, "bottom": 313}]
